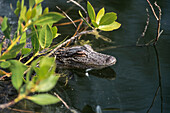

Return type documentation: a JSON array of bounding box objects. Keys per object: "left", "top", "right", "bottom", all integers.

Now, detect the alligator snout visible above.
[{"left": 106, "top": 56, "right": 116, "bottom": 65}]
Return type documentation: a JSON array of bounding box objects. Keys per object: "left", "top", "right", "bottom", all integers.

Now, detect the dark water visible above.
[{"left": 0, "top": 0, "right": 170, "bottom": 113}]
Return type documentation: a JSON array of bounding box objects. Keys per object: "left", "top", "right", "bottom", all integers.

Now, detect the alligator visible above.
[{"left": 51, "top": 44, "right": 116, "bottom": 69}]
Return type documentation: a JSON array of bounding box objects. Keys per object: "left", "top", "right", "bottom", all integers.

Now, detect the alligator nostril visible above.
[{"left": 106, "top": 56, "right": 116, "bottom": 65}]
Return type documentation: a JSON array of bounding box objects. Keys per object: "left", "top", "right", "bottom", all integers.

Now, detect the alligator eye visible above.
[{"left": 74, "top": 51, "right": 87, "bottom": 57}]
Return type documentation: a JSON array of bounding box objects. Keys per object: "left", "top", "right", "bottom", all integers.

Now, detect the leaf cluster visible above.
[
  {"left": 80, "top": 1, "right": 121, "bottom": 31},
  {"left": 0, "top": 0, "right": 121, "bottom": 107},
  {"left": 0, "top": 0, "right": 64, "bottom": 105}
]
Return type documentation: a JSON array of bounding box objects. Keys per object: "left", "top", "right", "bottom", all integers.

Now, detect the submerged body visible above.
[{"left": 52, "top": 44, "right": 116, "bottom": 69}]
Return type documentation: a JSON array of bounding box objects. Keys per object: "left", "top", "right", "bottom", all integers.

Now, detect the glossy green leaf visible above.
[
  {"left": 98, "top": 21, "right": 121, "bottom": 31},
  {"left": 39, "top": 25, "right": 53, "bottom": 48},
  {"left": 0, "top": 43, "right": 25, "bottom": 60},
  {"left": 79, "top": 10, "right": 93, "bottom": 28},
  {"left": 9, "top": 60, "right": 27, "bottom": 90},
  {"left": 29, "top": 0, "right": 35, "bottom": 8},
  {"left": 32, "top": 4, "right": 42, "bottom": 21},
  {"left": 1, "top": 17, "right": 11, "bottom": 39},
  {"left": 21, "top": 48, "right": 32, "bottom": 55},
  {"left": 16, "top": 20, "right": 22, "bottom": 34},
  {"left": 31, "top": 8, "right": 36, "bottom": 19},
  {"left": 91, "top": 20, "right": 98, "bottom": 28},
  {"left": 96, "top": 7, "right": 105, "bottom": 24},
  {"left": 43, "top": 7, "right": 49, "bottom": 14},
  {"left": 27, "top": 94, "right": 60, "bottom": 105},
  {"left": 20, "top": 32, "right": 26, "bottom": 45},
  {"left": 31, "top": 26, "right": 39, "bottom": 52},
  {"left": 35, "top": 75, "right": 59, "bottom": 92},
  {"left": 26, "top": 8, "right": 32, "bottom": 21},
  {"left": 14, "top": 0, "right": 21, "bottom": 16},
  {"left": 26, "top": 56, "right": 43, "bottom": 82},
  {"left": 1, "top": 16, "right": 8, "bottom": 32},
  {"left": 0, "top": 61, "right": 11, "bottom": 68},
  {"left": 33, "top": 12, "right": 65, "bottom": 25},
  {"left": 52, "top": 26, "right": 60, "bottom": 38},
  {"left": 99, "top": 12, "right": 117, "bottom": 25},
  {"left": 87, "top": 1, "right": 96, "bottom": 21},
  {"left": 21, "top": 0, "right": 24, "bottom": 10},
  {"left": 20, "top": 6, "right": 27, "bottom": 21},
  {"left": 37, "top": 57, "right": 56, "bottom": 79},
  {"left": 14, "top": 8, "right": 20, "bottom": 17}
]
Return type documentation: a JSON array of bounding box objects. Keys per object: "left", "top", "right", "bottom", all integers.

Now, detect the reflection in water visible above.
[{"left": 72, "top": 67, "right": 116, "bottom": 80}]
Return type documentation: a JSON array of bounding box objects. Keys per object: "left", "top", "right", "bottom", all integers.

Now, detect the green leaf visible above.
[
  {"left": 14, "top": 0, "right": 21, "bottom": 16},
  {"left": 98, "top": 21, "right": 121, "bottom": 31},
  {"left": 20, "top": 32, "right": 26, "bottom": 45},
  {"left": 1, "top": 16, "right": 8, "bottom": 32},
  {"left": 99, "top": 12, "right": 117, "bottom": 25},
  {"left": 39, "top": 25, "right": 53, "bottom": 48},
  {"left": 29, "top": 0, "right": 35, "bottom": 8},
  {"left": 33, "top": 12, "right": 65, "bottom": 25},
  {"left": 31, "top": 8, "right": 36, "bottom": 19},
  {"left": 91, "top": 20, "right": 98, "bottom": 28},
  {"left": 31, "top": 26, "right": 40, "bottom": 52},
  {"left": 20, "top": 6, "right": 27, "bottom": 21},
  {"left": 1, "top": 17, "right": 11, "bottom": 39},
  {"left": 16, "top": 20, "right": 22, "bottom": 34},
  {"left": 9, "top": 60, "right": 27, "bottom": 90},
  {"left": 32, "top": 4, "right": 42, "bottom": 21},
  {"left": 37, "top": 57, "right": 56, "bottom": 79},
  {"left": 96, "top": 7, "right": 105, "bottom": 24},
  {"left": 0, "top": 61, "right": 11, "bottom": 68},
  {"left": 26, "top": 8, "right": 32, "bottom": 21},
  {"left": 79, "top": 10, "right": 93, "bottom": 28},
  {"left": 0, "top": 43, "right": 25, "bottom": 60},
  {"left": 87, "top": 1, "right": 96, "bottom": 21},
  {"left": 26, "top": 56, "right": 43, "bottom": 82},
  {"left": 52, "top": 26, "right": 60, "bottom": 39},
  {"left": 43, "top": 7, "right": 49, "bottom": 14},
  {"left": 35, "top": 0, "right": 44, "bottom": 4},
  {"left": 21, "top": 0, "right": 24, "bottom": 10},
  {"left": 27, "top": 94, "right": 60, "bottom": 105},
  {"left": 21, "top": 48, "right": 32, "bottom": 55},
  {"left": 35, "top": 75, "right": 59, "bottom": 92},
  {"left": 14, "top": 8, "right": 20, "bottom": 17}
]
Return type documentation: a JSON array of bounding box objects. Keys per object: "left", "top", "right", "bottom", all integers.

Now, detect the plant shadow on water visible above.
[{"left": 0, "top": 0, "right": 170, "bottom": 113}]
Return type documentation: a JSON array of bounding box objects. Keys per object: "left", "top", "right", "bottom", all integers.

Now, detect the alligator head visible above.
[{"left": 53, "top": 44, "right": 116, "bottom": 69}]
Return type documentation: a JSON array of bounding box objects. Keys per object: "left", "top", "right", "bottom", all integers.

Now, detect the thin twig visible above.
[
  {"left": 54, "top": 93, "right": 70, "bottom": 109},
  {"left": 8, "top": 107, "right": 39, "bottom": 113},
  {"left": 153, "top": 45, "right": 163, "bottom": 113},
  {"left": 47, "top": 30, "right": 95, "bottom": 57},
  {"left": 146, "top": 0, "right": 158, "bottom": 20},
  {"left": 146, "top": 86, "right": 160, "bottom": 113},
  {"left": 154, "top": 2, "right": 162, "bottom": 43},
  {"left": 0, "top": 100, "right": 15, "bottom": 109},
  {"left": 67, "top": 0, "right": 88, "bottom": 17},
  {"left": 56, "top": 6, "right": 77, "bottom": 28},
  {"left": 53, "top": 19, "right": 82, "bottom": 26},
  {"left": 136, "top": 8, "right": 150, "bottom": 45}
]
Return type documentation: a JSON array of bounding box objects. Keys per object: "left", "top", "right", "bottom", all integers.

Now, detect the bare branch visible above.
[
  {"left": 56, "top": 6, "right": 77, "bottom": 28},
  {"left": 0, "top": 100, "right": 15, "bottom": 109},
  {"left": 146, "top": 0, "right": 158, "bottom": 20},
  {"left": 47, "top": 30, "right": 95, "bottom": 57},
  {"left": 67, "top": 0, "right": 88, "bottom": 17},
  {"left": 136, "top": 8, "right": 150, "bottom": 45},
  {"left": 54, "top": 93, "right": 70, "bottom": 109}
]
